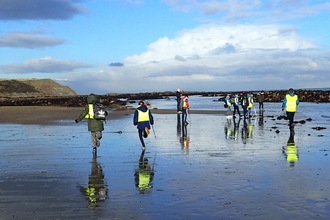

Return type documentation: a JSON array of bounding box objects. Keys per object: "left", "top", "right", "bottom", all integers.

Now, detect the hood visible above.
[
  {"left": 87, "top": 93, "right": 98, "bottom": 104},
  {"left": 137, "top": 105, "right": 148, "bottom": 112}
]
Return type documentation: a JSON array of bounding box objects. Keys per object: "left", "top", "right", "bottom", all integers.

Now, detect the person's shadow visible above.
[
  {"left": 282, "top": 128, "right": 299, "bottom": 167},
  {"left": 78, "top": 155, "right": 108, "bottom": 209}
]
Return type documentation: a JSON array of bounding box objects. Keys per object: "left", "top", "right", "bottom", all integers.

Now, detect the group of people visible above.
[
  {"left": 74, "top": 88, "right": 299, "bottom": 155},
  {"left": 224, "top": 91, "right": 265, "bottom": 119}
]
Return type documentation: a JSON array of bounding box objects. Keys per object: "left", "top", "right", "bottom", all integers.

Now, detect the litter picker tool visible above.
[{"left": 151, "top": 124, "right": 157, "bottom": 139}]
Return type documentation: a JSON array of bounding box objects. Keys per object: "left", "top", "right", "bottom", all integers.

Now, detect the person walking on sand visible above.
[
  {"left": 224, "top": 94, "right": 232, "bottom": 116},
  {"left": 232, "top": 93, "right": 241, "bottom": 118},
  {"left": 75, "top": 93, "right": 107, "bottom": 154},
  {"left": 181, "top": 95, "right": 190, "bottom": 125},
  {"left": 282, "top": 88, "right": 299, "bottom": 129},
  {"left": 247, "top": 93, "right": 254, "bottom": 118},
  {"left": 176, "top": 88, "right": 182, "bottom": 113},
  {"left": 257, "top": 91, "right": 265, "bottom": 113},
  {"left": 133, "top": 100, "right": 154, "bottom": 151},
  {"left": 240, "top": 92, "right": 249, "bottom": 118}
]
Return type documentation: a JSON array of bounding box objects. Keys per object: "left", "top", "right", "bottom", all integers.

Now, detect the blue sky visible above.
[{"left": 0, "top": 0, "right": 330, "bottom": 94}]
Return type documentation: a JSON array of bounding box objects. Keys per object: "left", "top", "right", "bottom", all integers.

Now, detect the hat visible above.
[
  {"left": 289, "top": 88, "right": 294, "bottom": 92},
  {"left": 242, "top": 91, "right": 246, "bottom": 94}
]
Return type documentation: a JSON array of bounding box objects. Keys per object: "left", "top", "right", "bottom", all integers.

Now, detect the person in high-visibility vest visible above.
[
  {"left": 232, "top": 93, "right": 241, "bottom": 118},
  {"left": 75, "top": 93, "right": 106, "bottom": 154},
  {"left": 282, "top": 88, "right": 299, "bottom": 128},
  {"left": 181, "top": 95, "right": 190, "bottom": 125},
  {"left": 247, "top": 93, "right": 254, "bottom": 118},
  {"left": 224, "top": 94, "right": 232, "bottom": 116},
  {"left": 133, "top": 100, "right": 154, "bottom": 151}
]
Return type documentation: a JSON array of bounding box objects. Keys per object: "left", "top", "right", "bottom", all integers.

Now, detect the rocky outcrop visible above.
[{"left": 0, "top": 79, "right": 329, "bottom": 107}]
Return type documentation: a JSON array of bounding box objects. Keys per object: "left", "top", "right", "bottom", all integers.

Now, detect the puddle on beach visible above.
[{"left": 0, "top": 110, "right": 329, "bottom": 220}]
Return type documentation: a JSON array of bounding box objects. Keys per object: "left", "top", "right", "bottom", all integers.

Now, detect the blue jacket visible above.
[
  {"left": 282, "top": 92, "right": 299, "bottom": 109},
  {"left": 133, "top": 105, "right": 154, "bottom": 130}
]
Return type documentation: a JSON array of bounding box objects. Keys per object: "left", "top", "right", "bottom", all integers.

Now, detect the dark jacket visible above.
[
  {"left": 176, "top": 91, "right": 181, "bottom": 102},
  {"left": 240, "top": 94, "right": 249, "bottom": 108},
  {"left": 133, "top": 105, "right": 154, "bottom": 130},
  {"left": 76, "top": 94, "right": 105, "bottom": 132}
]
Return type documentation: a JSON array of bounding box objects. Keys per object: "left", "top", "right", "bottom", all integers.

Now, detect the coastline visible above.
[{"left": 0, "top": 106, "right": 227, "bottom": 125}]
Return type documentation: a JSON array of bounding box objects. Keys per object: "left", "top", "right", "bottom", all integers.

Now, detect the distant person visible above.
[
  {"left": 176, "top": 88, "right": 182, "bottom": 113},
  {"left": 247, "top": 93, "right": 255, "bottom": 118},
  {"left": 224, "top": 94, "right": 232, "bottom": 116},
  {"left": 75, "top": 93, "right": 107, "bottom": 155},
  {"left": 240, "top": 92, "right": 249, "bottom": 118},
  {"left": 257, "top": 91, "right": 265, "bottom": 112},
  {"left": 181, "top": 95, "right": 190, "bottom": 125},
  {"left": 134, "top": 150, "right": 154, "bottom": 193},
  {"left": 133, "top": 100, "right": 154, "bottom": 151},
  {"left": 282, "top": 88, "right": 299, "bottom": 128},
  {"left": 232, "top": 93, "right": 241, "bottom": 118}
]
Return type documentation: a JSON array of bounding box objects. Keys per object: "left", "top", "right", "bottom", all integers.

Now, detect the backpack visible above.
[
  {"left": 223, "top": 99, "right": 228, "bottom": 108},
  {"left": 179, "top": 98, "right": 188, "bottom": 110},
  {"left": 230, "top": 97, "right": 235, "bottom": 104},
  {"left": 93, "top": 103, "right": 108, "bottom": 120},
  {"left": 182, "top": 99, "right": 188, "bottom": 109},
  {"left": 179, "top": 99, "right": 183, "bottom": 111}
]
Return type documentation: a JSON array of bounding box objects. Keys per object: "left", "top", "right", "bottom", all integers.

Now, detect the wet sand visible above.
[
  {"left": 0, "top": 106, "right": 225, "bottom": 124},
  {"left": 0, "top": 106, "right": 329, "bottom": 220}
]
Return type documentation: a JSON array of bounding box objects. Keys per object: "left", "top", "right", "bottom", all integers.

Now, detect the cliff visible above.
[{"left": 0, "top": 78, "right": 77, "bottom": 97}]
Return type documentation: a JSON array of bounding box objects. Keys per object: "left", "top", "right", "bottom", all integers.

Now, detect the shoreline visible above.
[{"left": 0, "top": 106, "right": 227, "bottom": 125}]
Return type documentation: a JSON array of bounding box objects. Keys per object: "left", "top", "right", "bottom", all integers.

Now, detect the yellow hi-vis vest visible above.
[
  {"left": 248, "top": 97, "right": 254, "bottom": 108},
  {"left": 286, "top": 94, "right": 298, "bottom": 112},
  {"left": 137, "top": 109, "right": 149, "bottom": 122},
  {"left": 85, "top": 104, "right": 94, "bottom": 119}
]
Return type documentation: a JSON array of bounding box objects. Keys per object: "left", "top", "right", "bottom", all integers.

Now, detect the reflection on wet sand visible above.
[
  {"left": 282, "top": 128, "right": 299, "bottom": 167},
  {"left": 134, "top": 150, "right": 155, "bottom": 193},
  {"left": 78, "top": 155, "right": 108, "bottom": 209},
  {"left": 177, "top": 114, "right": 190, "bottom": 153},
  {"left": 241, "top": 118, "right": 254, "bottom": 144},
  {"left": 224, "top": 118, "right": 241, "bottom": 141}
]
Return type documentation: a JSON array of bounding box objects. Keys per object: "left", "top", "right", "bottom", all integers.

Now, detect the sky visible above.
[{"left": 0, "top": 0, "right": 330, "bottom": 95}]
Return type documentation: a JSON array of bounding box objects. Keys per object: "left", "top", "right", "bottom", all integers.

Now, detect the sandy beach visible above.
[
  {"left": 0, "top": 105, "right": 329, "bottom": 220},
  {"left": 0, "top": 106, "right": 225, "bottom": 124}
]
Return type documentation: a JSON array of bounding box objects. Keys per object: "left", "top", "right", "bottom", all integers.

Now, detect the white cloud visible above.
[
  {"left": 7, "top": 24, "right": 329, "bottom": 94},
  {"left": 125, "top": 24, "right": 315, "bottom": 65},
  {"left": 63, "top": 24, "right": 329, "bottom": 93}
]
